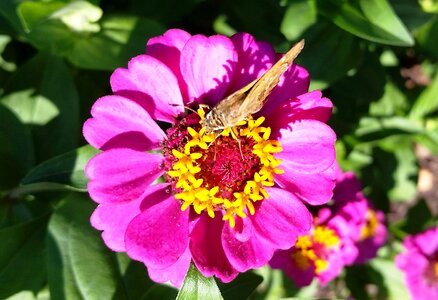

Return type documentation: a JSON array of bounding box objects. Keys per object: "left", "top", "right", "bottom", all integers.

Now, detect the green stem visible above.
[{"left": 8, "top": 182, "right": 86, "bottom": 199}]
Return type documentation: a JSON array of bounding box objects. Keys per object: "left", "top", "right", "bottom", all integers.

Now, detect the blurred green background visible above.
[{"left": 1, "top": 0, "right": 437, "bottom": 299}]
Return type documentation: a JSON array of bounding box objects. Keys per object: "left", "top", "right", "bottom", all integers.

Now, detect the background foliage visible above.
[{"left": 1, "top": 0, "right": 437, "bottom": 299}]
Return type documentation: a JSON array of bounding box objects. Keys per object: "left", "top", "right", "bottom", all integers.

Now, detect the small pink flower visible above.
[
  {"left": 332, "top": 171, "right": 387, "bottom": 264},
  {"left": 83, "top": 29, "right": 337, "bottom": 286},
  {"left": 396, "top": 226, "right": 438, "bottom": 300},
  {"left": 269, "top": 206, "right": 358, "bottom": 287},
  {"left": 270, "top": 168, "right": 386, "bottom": 287}
]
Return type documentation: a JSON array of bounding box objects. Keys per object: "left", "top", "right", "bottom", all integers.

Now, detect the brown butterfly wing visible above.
[
  {"left": 211, "top": 74, "right": 261, "bottom": 125},
  {"left": 237, "top": 39, "right": 305, "bottom": 116}
]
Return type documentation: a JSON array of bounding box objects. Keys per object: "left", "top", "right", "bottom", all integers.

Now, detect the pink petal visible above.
[
  {"left": 222, "top": 218, "right": 274, "bottom": 272},
  {"left": 317, "top": 249, "right": 346, "bottom": 286},
  {"left": 275, "top": 119, "right": 336, "bottom": 174},
  {"left": 90, "top": 200, "right": 141, "bottom": 252},
  {"left": 333, "top": 171, "right": 363, "bottom": 205},
  {"left": 227, "top": 216, "right": 253, "bottom": 243},
  {"left": 125, "top": 188, "right": 189, "bottom": 269},
  {"left": 228, "top": 32, "right": 276, "bottom": 92},
  {"left": 190, "top": 214, "right": 238, "bottom": 282},
  {"left": 146, "top": 29, "right": 191, "bottom": 101},
  {"left": 275, "top": 161, "right": 337, "bottom": 205},
  {"left": 180, "top": 34, "right": 237, "bottom": 105},
  {"left": 85, "top": 149, "right": 164, "bottom": 203},
  {"left": 412, "top": 226, "right": 438, "bottom": 255},
  {"left": 270, "top": 249, "right": 314, "bottom": 287},
  {"left": 260, "top": 64, "right": 310, "bottom": 115},
  {"left": 264, "top": 91, "right": 333, "bottom": 131},
  {"left": 89, "top": 184, "right": 165, "bottom": 252},
  {"left": 110, "top": 55, "right": 184, "bottom": 123},
  {"left": 147, "top": 245, "right": 192, "bottom": 288},
  {"left": 251, "top": 187, "right": 312, "bottom": 249},
  {"left": 83, "top": 95, "right": 166, "bottom": 151}
]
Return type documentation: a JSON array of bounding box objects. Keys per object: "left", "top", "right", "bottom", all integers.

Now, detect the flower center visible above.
[
  {"left": 360, "top": 209, "right": 379, "bottom": 241},
  {"left": 424, "top": 254, "right": 438, "bottom": 285},
  {"left": 291, "top": 225, "right": 340, "bottom": 274},
  {"left": 161, "top": 108, "right": 283, "bottom": 227}
]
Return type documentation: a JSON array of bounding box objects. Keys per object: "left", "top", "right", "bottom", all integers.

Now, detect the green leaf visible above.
[
  {"left": 415, "top": 14, "right": 438, "bottom": 59},
  {"left": 281, "top": 0, "right": 317, "bottom": 41},
  {"left": 64, "top": 15, "right": 164, "bottom": 70},
  {"left": 21, "top": 145, "right": 100, "bottom": 191},
  {"left": 368, "top": 258, "right": 409, "bottom": 300},
  {"left": 0, "top": 103, "right": 34, "bottom": 190},
  {"left": 410, "top": 72, "right": 438, "bottom": 119},
  {"left": 297, "top": 20, "right": 362, "bottom": 90},
  {"left": 317, "top": 0, "right": 414, "bottom": 46},
  {"left": 47, "top": 194, "right": 127, "bottom": 300},
  {"left": 1, "top": 53, "right": 79, "bottom": 162},
  {"left": 0, "top": 215, "right": 49, "bottom": 299},
  {"left": 369, "top": 81, "right": 408, "bottom": 117},
  {"left": 17, "top": 1, "right": 66, "bottom": 32},
  {"left": 176, "top": 263, "right": 223, "bottom": 300},
  {"left": 217, "top": 271, "right": 263, "bottom": 300},
  {"left": 19, "top": 1, "right": 165, "bottom": 71},
  {"left": 142, "top": 285, "right": 178, "bottom": 300},
  {"left": 0, "top": 0, "right": 27, "bottom": 33},
  {"left": 390, "top": 0, "right": 434, "bottom": 32},
  {"left": 359, "top": 0, "right": 414, "bottom": 45},
  {"left": 0, "top": 35, "right": 16, "bottom": 72},
  {"left": 416, "top": 120, "right": 438, "bottom": 155},
  {"left": 18, "top": 1, "right": 102, "bottom": 34},
  {"left": 355, "top": 116, "right": 424, "bottom": 141},
  {"left": 213, "top": 15, "right": 237, "bottom": 36},
  {"left": 116, "top": 253, "right": 156, "bottom": 300},
  {"left": 385, "top": 144, "right": 418, "bottom": 201}
]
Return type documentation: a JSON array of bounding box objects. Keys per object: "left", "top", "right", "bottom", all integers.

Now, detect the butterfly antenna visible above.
[{"left": 169, "top": 103, "right": 200, "bottom": 117}]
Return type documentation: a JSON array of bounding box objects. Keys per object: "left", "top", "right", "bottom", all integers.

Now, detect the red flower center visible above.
[{"left": 161, "top": 108, "right": 283, "bottom": 227}]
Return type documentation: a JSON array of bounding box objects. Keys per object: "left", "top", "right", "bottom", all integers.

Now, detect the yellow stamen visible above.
[
  {"left": 291, "top": 225, "right": 340, "bottom": 274},
  {"left": 167, "top": 112, "right": 283, "bottom": 228},
  {"left": 360, "top": 209, "right": 379, "bottom": 240}
]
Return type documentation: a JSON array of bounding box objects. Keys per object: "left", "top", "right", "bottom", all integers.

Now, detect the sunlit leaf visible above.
[
  {"left": 176, "top": 263, "right": 223, "bottom": 300},
  {"left": 1, "top": 53, "right": 79, "bottom": 162},
  {"left": 21, "top": 145, "right": 100, "bottom": 191},
  {"left": 281, "top": 0, "right": 317, "bottom": 41},
  {"left": 47, "top": 194, "right": 127, "bottom": 300},
  {"left": 64, "top": 15, "right": 164, "bottom": 70},
  {"left": 18, "top": 1, "right": 165, "bottom": 70},
  {"left": 317, "top": 0, "right": 414, "bottom": 46},
  {"left": 355, "top": 117, "right": 424, "bottom": 141},
  {"left": 390, "top": 0, "right": 434, "bottom": 32},
  {"left": 369, "top": 258, "right": 410, "bottom": 300},
  {"left": 410, "top": 72, "right": 438, "bottom": 119}
]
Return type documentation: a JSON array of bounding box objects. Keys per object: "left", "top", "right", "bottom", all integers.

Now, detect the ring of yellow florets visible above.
[
  {"left": 359, "top": 209, "right": 379, "bottom": 241},
  {"left": 291, "top": 225, "right": 341, "bottom": 274},
  {"left": 167, "top": 108, "right": 284, "bottom": 228}
]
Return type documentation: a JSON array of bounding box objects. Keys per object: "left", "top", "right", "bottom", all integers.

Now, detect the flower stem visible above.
[{"left": 8, "top": 182, "right": 86, "bottom": 199}]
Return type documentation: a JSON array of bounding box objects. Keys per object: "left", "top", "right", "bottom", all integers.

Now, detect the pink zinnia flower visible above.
[
  {"left": 83, "top": 29, "right": 337, "bottom": 286},
  {"left": 269, "top": 205, "right": 358, "bottom": 287},
  {"left": 396, "top": 226, "right": 438, "bottom": 300},
  {"left": 270, "top": 168, "right": 387, "bottom": 287},
  {"left": 333, "top": 171, "right": 387, "bottom": 264}
]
